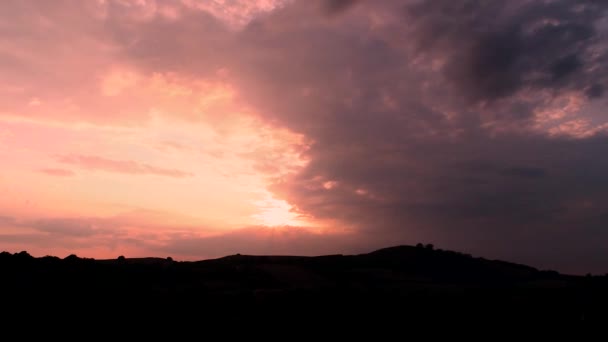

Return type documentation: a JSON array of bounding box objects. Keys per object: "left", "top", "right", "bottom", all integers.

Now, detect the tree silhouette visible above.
[
  {"left": 64, "top": 254, "right": 80, "bottom": 261},
  {"left": 15, "top": 251, "right": 33, "bottom": 260}
]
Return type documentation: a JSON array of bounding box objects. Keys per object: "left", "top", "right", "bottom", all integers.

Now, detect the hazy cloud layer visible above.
[
  {"left": 0, "top": 212, "right": 363, "bottom": 260},
  {"left": 58, "top": 155, "right": 194, "bottom": 178},
  {"left": 156, "top": 226, "right": 364, "bottom": 258},
  {"left": 39, "top": 168, "right": 75, "bottom": 177}
]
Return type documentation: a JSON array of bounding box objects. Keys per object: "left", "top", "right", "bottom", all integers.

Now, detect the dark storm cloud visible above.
[
  {"left": 586, "top": 84, "right": 604, "bottom": 98},
  {"left": 221, "top": 0, "right": 608, "bottom": 273},
  {"left": 406, "top": 0, "right": 608, "bottom": 102}
]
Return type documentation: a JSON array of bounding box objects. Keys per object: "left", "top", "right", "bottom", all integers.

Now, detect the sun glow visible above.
[{"left": 252, "top": 193, "right": 306, "bottom": 227}]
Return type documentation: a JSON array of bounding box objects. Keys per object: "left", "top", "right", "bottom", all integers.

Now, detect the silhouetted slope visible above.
[{"left": 1, "top": 246, "right": 606, "bottom": 322}]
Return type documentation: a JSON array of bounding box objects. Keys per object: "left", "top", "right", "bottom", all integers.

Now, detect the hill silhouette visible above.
[{"left": 1, "top": 245, "right": 607, "bottom": 323}]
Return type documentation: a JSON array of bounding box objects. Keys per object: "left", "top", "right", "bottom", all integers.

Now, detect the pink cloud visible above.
[
  {"left": 58, "top": 155, "right": 193, "bottom": 178},
  {"left": 39, "top": 168, "right": 75, "bottom": 177}
]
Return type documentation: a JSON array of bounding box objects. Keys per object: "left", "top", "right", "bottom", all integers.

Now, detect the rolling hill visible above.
[{"left": 1, "top": 245, "right": 606, "bottom": 322}]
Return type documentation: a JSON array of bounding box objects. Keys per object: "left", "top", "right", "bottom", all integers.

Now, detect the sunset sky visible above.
[{"left": 1, "top": 0, "right": 608, "bottom": 274}]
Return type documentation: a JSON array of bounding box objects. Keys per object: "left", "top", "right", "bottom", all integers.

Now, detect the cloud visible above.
[
  {"left": 0, "top": 216, "right": 16, "bottom": 226},
  {"left": 27, "top": 217, "right": 112, "bottom": 237},
  {"left": 0, "top": 214, "right": 124, "bottom": 254},
  {"left": 154, "top": 226, "right": 365, "bottom": 258},
  {"left": 223, "top": 0, "right": 608, "bottom": 273},
  {"left": 322, "top": 0, "right": 358, "bottom": 15},
  {"left": 586, "top": 84, "right": 604, "bottom": 99},
  {"left": 405, "top": 0, "right": 608, "bottom": 103},
  {"left": 58, "top": 155, "right": 193, "bottom": 178},
  {"left": 0, "top": 211, "right": 367, "bottom": 261},
  {"left": 2, "top": 0, "right": 608, "bottom": 273},
  {"left": 0, "top": 233, "right": 58, "bottom": 246},
  {"left": 0, "top": 214, "right": 119, "bottom": 239},
  {"left": 39, "top": 168, "right": 75, "bottom": 177},
  {"left": 0, "top": 210, "right": 200, "bottom": 257}
]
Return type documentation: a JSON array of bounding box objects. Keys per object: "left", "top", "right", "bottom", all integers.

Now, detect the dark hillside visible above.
[{"left": 1, "top": 246, "right": 606, "bottom": 323}]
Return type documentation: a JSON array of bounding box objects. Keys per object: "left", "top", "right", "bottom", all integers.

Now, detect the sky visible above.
[{"left": 1, "top": 0, "right": 608, "bottom": 274}]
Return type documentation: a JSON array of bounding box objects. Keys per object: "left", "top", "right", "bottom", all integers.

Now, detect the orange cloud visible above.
[{"left": 58, "top": 155, "right": 194, "bottom": 178}]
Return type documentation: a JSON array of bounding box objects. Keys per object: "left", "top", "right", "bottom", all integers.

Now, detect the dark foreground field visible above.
[{"left": 2, "top": 245, "right": 607, "bottom": 323}]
